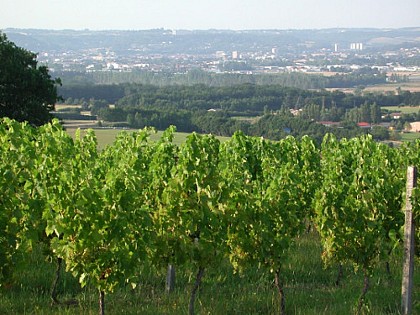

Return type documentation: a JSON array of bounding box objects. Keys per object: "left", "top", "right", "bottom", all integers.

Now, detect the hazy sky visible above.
[{"left": 2, "top": 0, "right": 419, "bottom": 30}]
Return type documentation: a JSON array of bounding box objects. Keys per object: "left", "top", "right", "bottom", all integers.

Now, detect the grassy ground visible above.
[
  {"left": 54, "top": 104, "right": 83, "bottom": 111},
  {"left": 1, "top": 231, "right": 418, "bottom": 315},
  {"left": 231, "top": 116, "right": 261, "bottom": 124},
  {"left": 65, "top": 125, "right": 420, "bottom": 150},
  {"left": 400, "top": 132, "right": 420, "bottom": 142},
  {"left": 364, "top": 80, "right": 420, "bottom": 94},
  {"left": 381, "top": 106, "right": 420, "bottom": 114},
  {"left": 65, "top": 128, "right": 230, "bottom": 150}
]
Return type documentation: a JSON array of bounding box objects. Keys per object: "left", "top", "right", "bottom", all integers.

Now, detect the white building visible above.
[{"left": 350, "top": 43, "right": 363, "bottom": 50}]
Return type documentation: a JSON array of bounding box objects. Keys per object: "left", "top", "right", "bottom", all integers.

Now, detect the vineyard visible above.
[{"left": 1, "top": 118, "right": 420, "bottom": 314}]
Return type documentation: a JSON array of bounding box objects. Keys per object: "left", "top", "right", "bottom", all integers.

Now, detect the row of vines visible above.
[{"left": 1, "top": 117, "right": 419, "bottom": 314}]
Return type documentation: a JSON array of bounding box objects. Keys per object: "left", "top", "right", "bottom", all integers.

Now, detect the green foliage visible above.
[
  {"left": 0, "top": 118, "right": 417, "bottom": 313},
  {"left": 156, "top": 132, "right": 225, "bottom": 268},
  {"left": 315, "top": 134, "right": 405, "bottom": 272},
  {"left": 51, "top": 128, "right": 155, "bottom": 293},
  {"left": 400, "top": 139, "right": 420, "bottom": 258},
  {"left": 249, "top": 114, "right": 330, "bottom": 143},
  {"left": 0, "top": 32, "right": 61, "bottom": 125},
  {"left": 220, "top": 132, "right": 320, "bottom": 275},
  {"left": 60, "top": 81, "right": 420, "bottom": 115},
  {"left": 0, "top": 118, "right": 37, "bottom": 283},
  {"left": 344, "top": 102, "right": 382, "bottom": 124},
  {"left": 59, "top": 79, "right": 420, "bottom": 142}
]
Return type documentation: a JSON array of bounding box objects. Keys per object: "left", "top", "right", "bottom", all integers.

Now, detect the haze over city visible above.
[{"left": 2, "top": 0, "right": 420, "bottom": 30}]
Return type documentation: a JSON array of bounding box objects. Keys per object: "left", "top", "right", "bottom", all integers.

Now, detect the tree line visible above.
[
  {"left": 57, "top": 68, "right": 388, "bottom": 90},
  {"left": 57, "top": 83, "right": 420, "bottom": 142},
  {"left": 60, "top": 83, "right": 420, "bottom": 113}
]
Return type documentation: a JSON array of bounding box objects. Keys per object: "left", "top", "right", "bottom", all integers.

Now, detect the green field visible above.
[
  {"left": 65, "top": 126, "right": 420, "bottom": 149},
  {"left": 381, "top": 106, "right": 420, "bottom": 114},
  {"left": 400, "top": 132, "right": 420, "bottom": 142},
  {"left": 65, "top": 127, "right": 230, "bottom": 150},
  {"left": 1, "top": 231, "right": 418, "bottom": 315},
  {"left": 231, "top": 116, "right": 261, "bottom": 123}
]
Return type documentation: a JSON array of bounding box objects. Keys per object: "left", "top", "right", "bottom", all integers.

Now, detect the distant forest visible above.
[
  {"left": 57, "top": 78, "right": 420, "bottom": 143},
  {"left": 58, "top": 69, "right": 386, "bottom": 90}
]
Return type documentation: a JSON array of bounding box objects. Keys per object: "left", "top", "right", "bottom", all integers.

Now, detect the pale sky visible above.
[{"left": 1, "top": 0, "right": 419, "bottom": 30}]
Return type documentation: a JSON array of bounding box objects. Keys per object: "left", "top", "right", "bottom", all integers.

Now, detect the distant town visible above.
[{"left": 4, "top": 28, "right": 420, "bottom": 77}]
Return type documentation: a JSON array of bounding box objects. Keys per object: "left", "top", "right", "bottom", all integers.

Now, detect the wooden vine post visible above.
[
  {"left": 166, "top": 264, "right": 175, "bottom": 293},
  {"left": 402, "top": 166, "right": 416, "bottom": 315}
]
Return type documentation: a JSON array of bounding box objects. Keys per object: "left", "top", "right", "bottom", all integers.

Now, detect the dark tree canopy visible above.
[{"left": 0, "top": 32, "right": 61, "bottom": 125}]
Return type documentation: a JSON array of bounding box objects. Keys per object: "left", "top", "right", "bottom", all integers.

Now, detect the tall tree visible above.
[
  {"left": 0, "top": 32, "right": 61, "bottom": 125},
  {"left": 370, "top": 102, "right": 381, "bottom": 124}
]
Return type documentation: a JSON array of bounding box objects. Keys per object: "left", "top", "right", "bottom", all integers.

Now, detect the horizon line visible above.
[{"left": 2, "top": 26, "right": 420, "bottom": 32}]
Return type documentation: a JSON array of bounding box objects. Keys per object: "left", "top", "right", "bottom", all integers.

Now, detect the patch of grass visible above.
[
  {"left": 381, "top": 106, "right": 420, "bottom": 114},
  {"left": 1, "top": 231, "right": 418, "bottom": 314},
  {"left": 55, "top": 105, "right": 82, "bottom": 111},
  {"left": 400, "top": 132, "right": 420, "bottom": 142},
  {"left": 65, "top": 128, "right": 230, "bottom": 150},
  {"left": 231, "top": 116, "right": 261, "bottom": 124}
]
